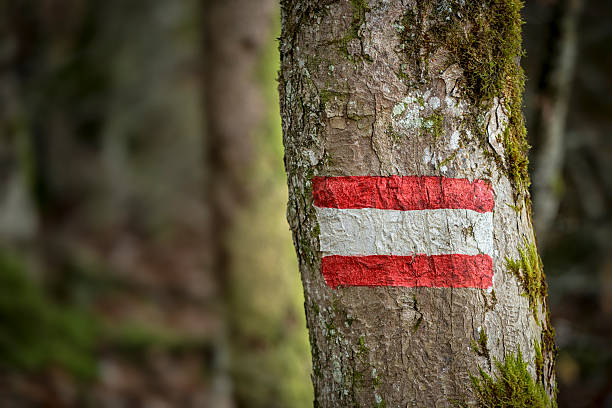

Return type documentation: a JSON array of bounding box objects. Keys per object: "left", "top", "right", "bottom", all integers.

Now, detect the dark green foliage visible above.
[
  {"left": 0, "top": 252, "right": 97, "bottom": 378},
  {"left": 470, "top": 349, "right": 552, "bottom": 408}
]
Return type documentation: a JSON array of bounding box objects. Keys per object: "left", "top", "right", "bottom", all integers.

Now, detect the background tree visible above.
[
  {"left": 529, "top": 0, "right": 582, "bottom": 245},
  {"left": 0, "top": 0, "right": 310, "bottom": 406},
  {"left": 279, "top": 1, "right": 556, "bottom": 406}
]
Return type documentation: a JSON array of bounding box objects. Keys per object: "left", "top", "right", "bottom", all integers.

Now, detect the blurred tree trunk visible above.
[
  {"left": 280, "top": 1, "right": 556, "bottom": 406},
  {"left": 203, "top": 1, "right": 312, "bottom": 407},
  {"left": 531, "top": 0, "right": 583, "bottom": 244},
  {"left": 0, "top": 2, "right": 38, "bottom": 246}
]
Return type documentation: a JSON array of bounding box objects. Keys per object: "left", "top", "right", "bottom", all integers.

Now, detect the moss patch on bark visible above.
[
  {"left": 506, "top": 240, "right": 547, "bottom": 322},
  {"left": 469, "top": 349, "right": 553, "bottom": 408},
  {"left": 398, "top": 0, "right": 530, "bottom": 194}
]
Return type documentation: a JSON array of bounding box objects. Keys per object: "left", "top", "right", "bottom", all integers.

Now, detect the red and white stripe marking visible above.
[{"left": 313, "top": 176, "right": 494, "bottom": 289}]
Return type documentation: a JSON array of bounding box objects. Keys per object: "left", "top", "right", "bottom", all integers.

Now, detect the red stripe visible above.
[
  {"left": 321, "top": 254, "right": 493, "bottom": 289},
  {"left": 312, "top": 176, "right": 494, "bottom": 213}
]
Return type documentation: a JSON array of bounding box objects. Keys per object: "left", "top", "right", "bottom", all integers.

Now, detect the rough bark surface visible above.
[{"left": 279, "top": 1, "right": 555, "bottom": 406}]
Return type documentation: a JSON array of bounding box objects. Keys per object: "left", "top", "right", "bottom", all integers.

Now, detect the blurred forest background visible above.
[{"left": 0, "top": 0, "right": 609, "bottom": 407}]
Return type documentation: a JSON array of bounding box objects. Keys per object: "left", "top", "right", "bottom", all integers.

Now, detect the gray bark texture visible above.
[{"left": 279, "top": 1, "right": 556, "bottom": 406}]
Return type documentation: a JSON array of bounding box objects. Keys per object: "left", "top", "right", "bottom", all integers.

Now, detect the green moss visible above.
[
  {"left": 469, "top": 349, "right": 553, "bottom": 407},
  {"left": 352, "top": 369, "right": 365, "bottom": 388},
  {"left": 541, "top": 321, "right": 556, "bottom": 362},
  {"left": 506, "top": 201, "right": 524, "bottom": 213},
  {"left": 350, "top": 0, "right": 370, "bottom": 32},
  {"left": 471, "top": 330, "right": 491, "bottom": 365},
  {"left": 312, "top": 223, "right": 321, "bottom": 238},
  {"left": 506, "top": 240, "right": 547, "bottom": 322},
  {"left": 538, "top": 314, "right": 557, "bottom": 396},
  {"left": 534, "top": 340, "right": 543, "bottom": 380},
  {"left": 386, "top": 124, "right": 403, "bottom": 142},
  {"left": 319, "top": 89, "right": 347, "bottom": 110},
  {"left": 421, "top": 112, "right": 444, "bottom": 140},
  {"left": 412, "top": 315, "right": 424, "bottom": 333},
  {"left": 397, "top": 0, "right": 530, "bottom": 194},
  {"left": 438, "top": 151, "right": 458, "bottom": 169},
  {"left": 484, "top": 289, "right": 498, "bottom": 312},
  {"left": 325, "top": 321, "right": 338, "bottom": 340},
  {"left": 507, "top": 243, "right": 557, "bottom": 398},
  {"left": 358, "top": 335, "right": 369, "bottom": 361},
  {"left": 332, "top": 0, "right": 372, "bottom": 62}
]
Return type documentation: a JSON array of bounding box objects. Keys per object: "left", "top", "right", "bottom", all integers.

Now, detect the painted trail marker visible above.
[{"left": 312, "top": 176, "right": 495, "bottom": 289}]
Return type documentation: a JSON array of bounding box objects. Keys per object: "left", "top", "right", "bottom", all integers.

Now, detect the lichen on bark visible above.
[{"left": 397, "top": 0, "right": 530, "bottom": 196}]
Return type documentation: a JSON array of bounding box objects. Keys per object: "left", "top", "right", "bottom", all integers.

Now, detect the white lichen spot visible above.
[
  {"left": 332, "top": 358, "right": 343, "bottom": 383},
  {"left": 445, "top": 96, "right": 455, "bottom": 108},
  {"left": 375, "top": 394, "right": 383, "bottom": 404},
  {"left": 393, "top": 23, "right": 405, "bottom": 33},
  {"left": 444, "top": 95, "right": 468, "bottom": 117},
  {"left": 440, "top": 165, "right": 448, "bottom": 172},
  {"left": 393, "top": 95, "right": 423, "bottom": 130},
  {"left": 392, "top": 103, "right": 405, "bottom": 117},
  {"left": 428, "top": 96, "right": 440, "bottom": 110},
  {"left": 304, "top": 149, "right": 319, "bottom": 165},
  {"left": 449, "top": 130, "right": 460, "bottom": 150},
  {"left": 371, "top": 368, "right": 377, "bottom": 378},
  {"left": 423, "top": 147, "right": 431, "bottom": 165},
  {"left": 328, "top": 64, "right": 334, "bottom": 72}
]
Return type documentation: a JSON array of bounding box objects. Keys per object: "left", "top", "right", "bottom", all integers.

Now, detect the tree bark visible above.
[{"left": 279, "top": 1, "right": 556, "bottom": 406}]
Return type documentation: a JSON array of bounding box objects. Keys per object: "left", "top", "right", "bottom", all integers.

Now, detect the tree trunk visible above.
[
  {"left": 202, "top": 0, "right": 311, "bottom": 406},
  {"left": 530, "top": 0, "right": 582, "bottom": 245},
  {"left": 279, "top": 1, "right": 556, "bottom": 406}
]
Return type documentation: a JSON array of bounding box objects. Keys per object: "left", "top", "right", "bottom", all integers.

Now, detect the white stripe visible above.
[{"left": 315, "top": 208, "right": 493, "bottom": 257}]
